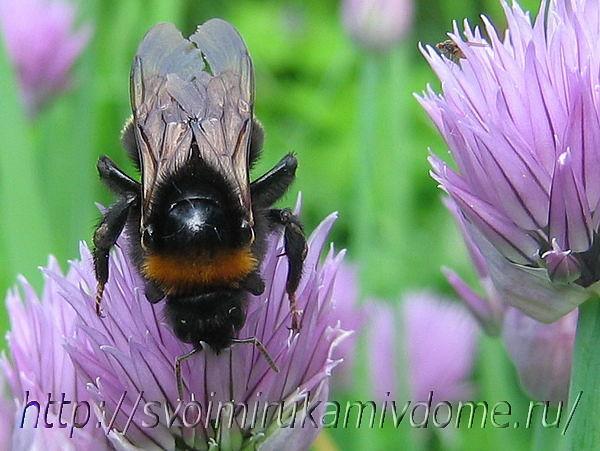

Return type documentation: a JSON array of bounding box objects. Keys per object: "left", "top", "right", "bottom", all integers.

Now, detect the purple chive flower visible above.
[
  {"left": 0, "top": 212, "right": 349, "bottom": 450},
  {"left": 341, "top": 0, "right": 413, "bottom": 52},
  {"left": 330, "top": 264, "right": 362, "bottom": 390},
  {"left": 418, "top": 0, "right": 600, "bottom": 323},
  {"left": 1, "top": 257, "right": 110, "bottom": 449},
  {"left": 442, "top": 197, "right": 506, "bottom": 335},
  {"left": 444, "top": 197, "right": 576, "bottom": 401},
  {"left": 0, "top": 0, "right": 91, "bottom": 116},
  {"left": 367, "top": 294, "right": 478, "bottom": 402}
]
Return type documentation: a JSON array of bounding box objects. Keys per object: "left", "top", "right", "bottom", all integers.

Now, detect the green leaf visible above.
[{"left": 567, "top": 297, "right": 600, "bottom": 449}]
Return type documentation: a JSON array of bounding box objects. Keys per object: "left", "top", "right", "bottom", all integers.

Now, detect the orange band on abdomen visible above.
[{"left": 142, "top": 248, "right": 257, "bottom": 293}]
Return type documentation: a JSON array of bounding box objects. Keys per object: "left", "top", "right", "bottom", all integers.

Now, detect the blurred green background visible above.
[{"left": 0, "top": 0, "right": 557, "bottom": 450}]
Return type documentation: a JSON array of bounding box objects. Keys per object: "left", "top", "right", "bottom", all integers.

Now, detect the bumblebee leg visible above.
[
  {"left": 93, "top": 195, "right": 136, "bottom": 316},
  {"left": 268, "top": 208, "right": 307, "bottom": 333},
  {"left": 249, "top": 118, "right": 264, "bottom": 167},
  {"left": 97, "top": 155, "right": 140, "bottom": 196},
  {"left": 240, "top": 271, "right": 265, "bottom": 296},
  {"left": 251, "top": 153, "right": 297, "bottom": 209},
  {"left": 144, "top": 279, "right": 165, "bottom": 304},
  {"left": 175, "top": 345, "right": 203, "bottom": 400},
  {"left": 231, "top": 337, "right": 279, "bottom": 372}
]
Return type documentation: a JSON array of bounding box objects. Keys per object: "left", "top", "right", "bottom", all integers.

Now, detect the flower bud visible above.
[
  {"left": 341, "top": 0, "right": 413, "bottom": 52},
  {"left": 0, "top": 0, "right": 91, "bottom": 116}
]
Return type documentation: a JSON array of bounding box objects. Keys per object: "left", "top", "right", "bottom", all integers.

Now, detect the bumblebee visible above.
[{"left": 92, "top": 19, "right": 306, "bottom": 396}]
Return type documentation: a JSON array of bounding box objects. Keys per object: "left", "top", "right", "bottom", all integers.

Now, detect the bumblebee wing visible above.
[
  {"left": 190, "top": 19, "right": 254, "bottom": 218},
  {"left": 130, "top": 20, "right": 254, "bottom": 223}
]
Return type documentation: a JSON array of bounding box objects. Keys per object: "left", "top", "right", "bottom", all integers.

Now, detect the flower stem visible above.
[
  {"left": 353, "top": 45, "right": 415, "bottom": 298},
  {"left": 532, "top": 406, "right": 561, "bottom": 451},
  {"left": 354, "top": 53, "right": 379, "bottom": 295},
  {"left": 568, "top": 297, "right": 600, "bottom": 449},
  {"left": 478, "top": 335, "right": 524, "bottom": 451}
]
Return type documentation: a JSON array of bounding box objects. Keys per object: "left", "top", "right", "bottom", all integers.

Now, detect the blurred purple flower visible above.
[
  {"left": 1, "top": 257, "right": 110, "bottom": 450},
  {"left": 0, "top": 213, "right": 350, "bottom": 449},
  {"left": 0, "top": 0, "right": 91, "bottom": 116},
  {"left": 418, "top": 0, "right": 600, "bottom": 323},
  {"left": 444, "top": 197, "right": 576, "bottom": 401},
  {"left": 503, "top": 307, "right": 577, "bottom": 402},
  {"left": 366, "top": 301, "right": 397, "bottom": 401},
  {"left": 342, "top": 0, "right": 413, "bottom": 52},
  {"left": 0, "top": 372, "right": 15, "bottom": 450},
  {"left": 404, "top": 294, "right": 478, "bottom": 402},
  {"left": 367, "top": 293, "right": 478, "bottom": 402},
  {"left": 330, "top": 264, "right": 363, "bottom": 389}
]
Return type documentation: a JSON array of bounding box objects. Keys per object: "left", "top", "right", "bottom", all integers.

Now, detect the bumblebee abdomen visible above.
[
  {"left": 165, "top": 289, "right": 246, "bottom": 350},
  {"left": 142, "top": 247, "right": 257, "bottom": 294}
]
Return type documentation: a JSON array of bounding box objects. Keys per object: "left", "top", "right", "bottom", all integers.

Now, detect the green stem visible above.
[
  {"left": 567, "top": 298, "right": 600, "bottom": 449},
  {"left": 478, "top": 335, "right": 525, "bottom": 451},
  {"left": 532, "top": 407, "right": 561, "bottom": 451},
  {"left": 385, "top": 46, "right": 412, "bottom": 289},
  {"left": 354, "top": 54, "right": 380, "bottom": 295},
  {"left": 353, "top": 45, "right": 415, "bottom": 297}
]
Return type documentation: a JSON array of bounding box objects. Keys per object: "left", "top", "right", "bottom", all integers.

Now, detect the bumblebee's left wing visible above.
[{"left": 130, "top": 19, "right": 254, "bottom": 224}]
